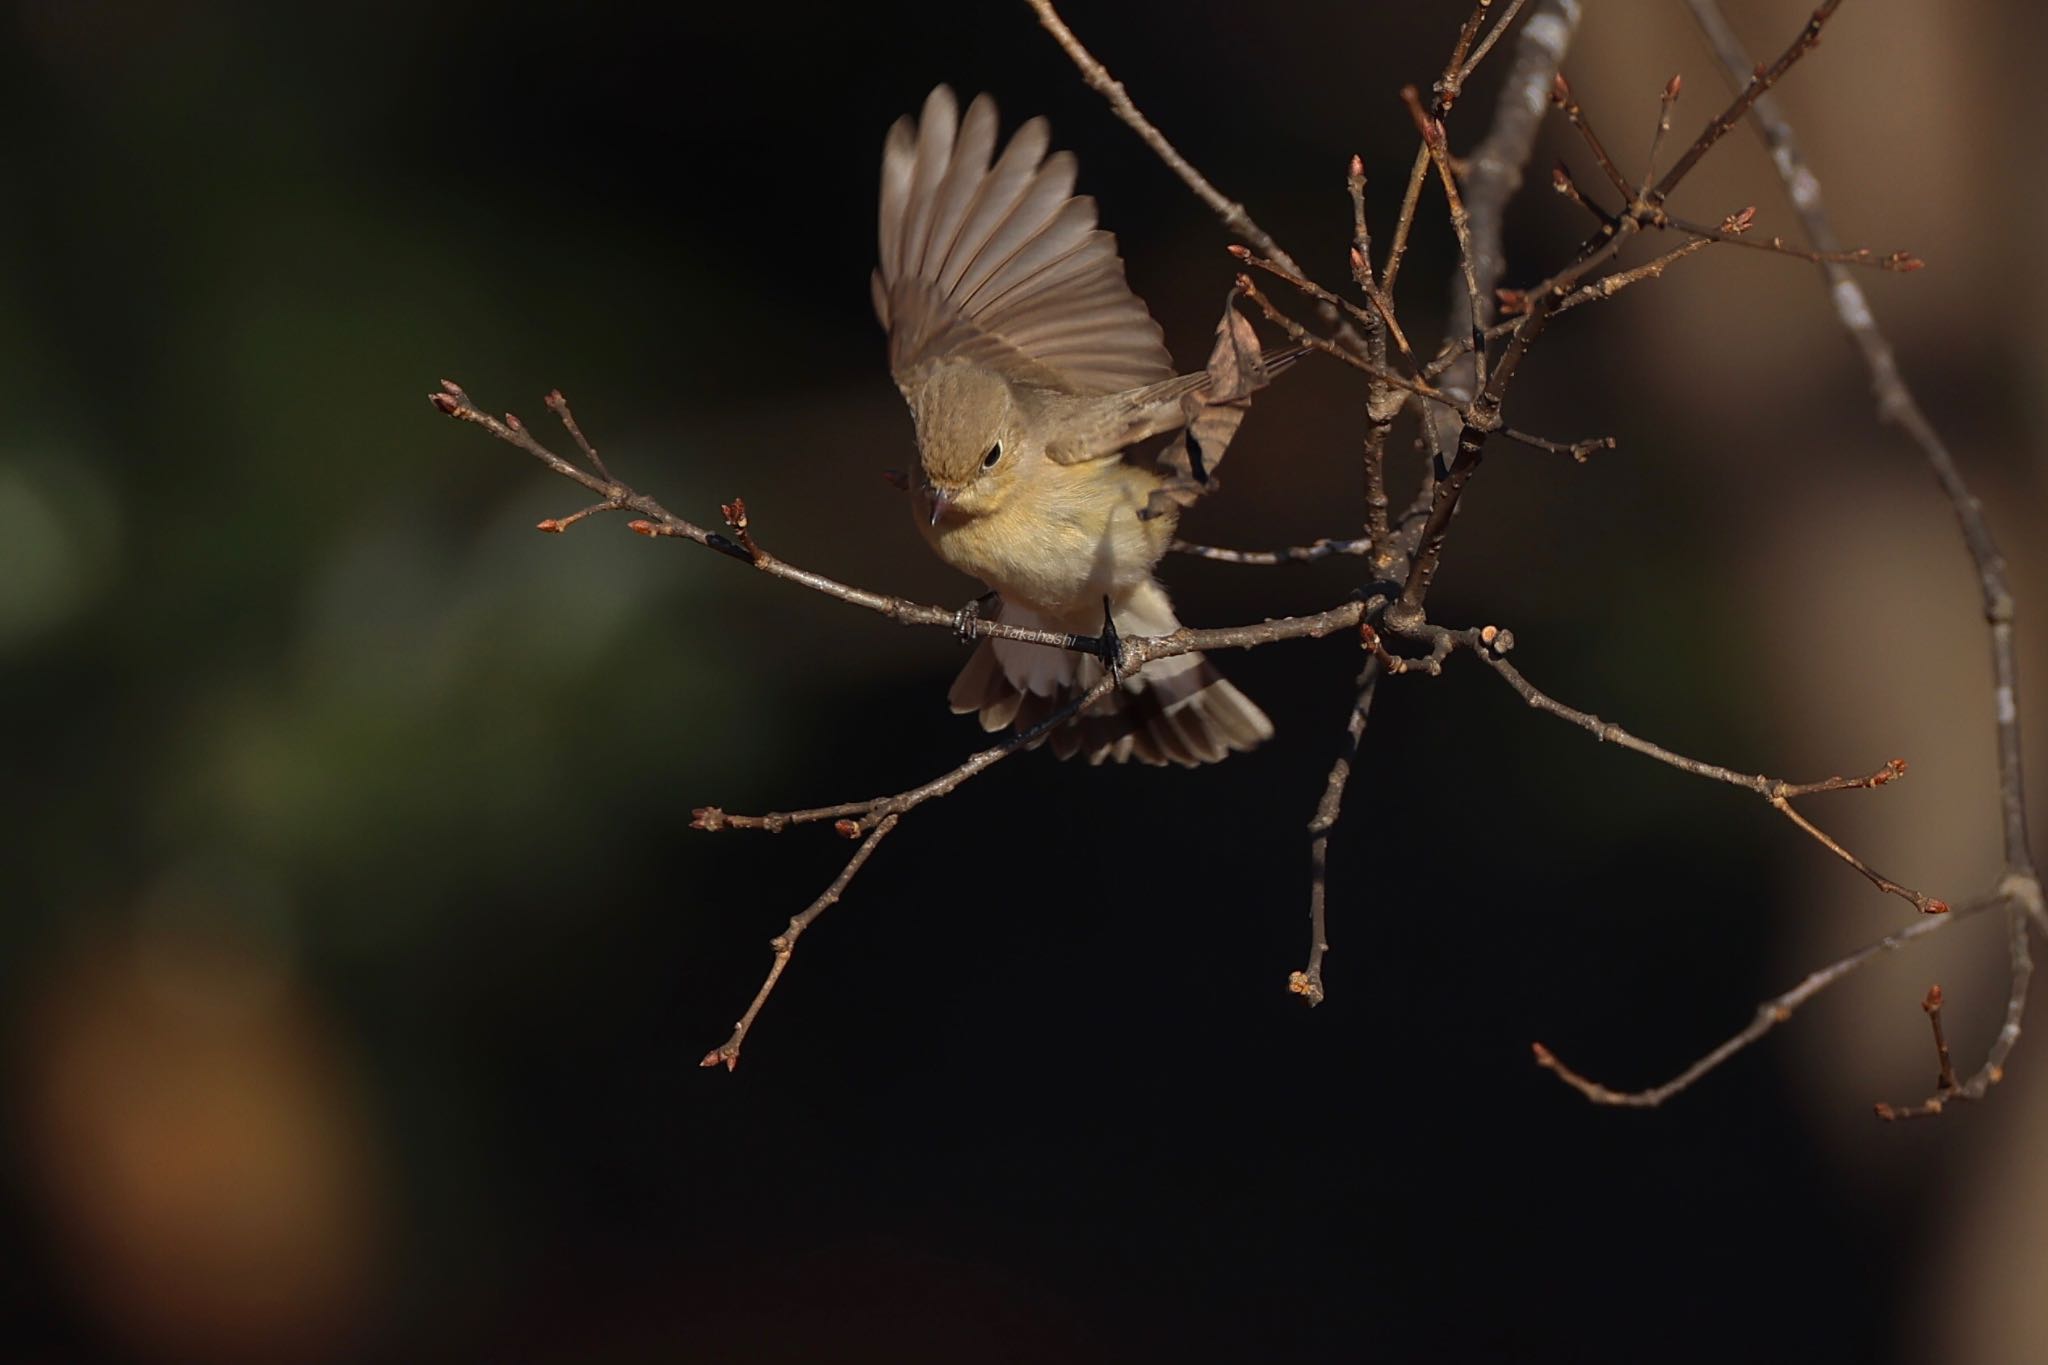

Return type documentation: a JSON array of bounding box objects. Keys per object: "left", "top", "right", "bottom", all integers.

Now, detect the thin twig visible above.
[
  {"left": 1458, "top": 0, "right": 1534, "bottom": 82},
  {"left": 1427, "top": 238, "right": 1715, "bottom": 381},
  {"left": 700, "top": 813, "right": 900, "bottom": 1071},
  {"left": 1293, "top": 661, "right": 1382, "bottom": 1005},
  {"left": 1231, "top": 246, "right": 1404, "bottom": 361},
  {"left": 1381, "top": 146, "right": 1434, "bottom": 297},
  {"left": 544, "top": 388, "right": 613, "bottom": 483},
  {"left": 1499, "top": 427, "right": 1614, "bottom": 462},
  {"left": 1654, "top": 0, "right": 1842, "bottom": 202},
  {"left": 1550, "top": 72, "right": 1632, "bottom": 201},
  {"left": 1534, "top": 894, "right": 2004, "bottom": 1108},
  {"left": 1429, "top": 0, "right": 1583, "bottom": 459},
  {"left": 693, "top": 671, "right": 1129, "bottom": 1066},
  {"left": 696, "top": 672, "right": 1123, "bottom": 837},
  {"left": 1638, "top": 74, "right": 1682, "bottom": 201},
  {"left": 1548, "top": 159, "right": 1608, "bottom": 228},
  {"left": 1236, "top": 279, "right": 1448, "bottom": 403},
  {"left": 1877, "top": 873, "right": 2040, "bottom": 1120},
  {"left": 1344, "top": 159, "right": 1412, "bottom": 359},
  {"left": 1402, "top": 86, "right": 1489, "bottom": 395},
  {"left": 1347, "top": 156, "right": 1398, "bottom": 546},
  {"left": 1170, "top": 537, "right": 1375, "bottom": 566},
  {"left": 1410, "top": 621, "right": 1946, "bottom": 915},
  {"left": 1659, "top": 212, "right": 1921, "bottom": 271},
  {"left": 1024, "top": 0, "right": 1316, "bottom": 291}
]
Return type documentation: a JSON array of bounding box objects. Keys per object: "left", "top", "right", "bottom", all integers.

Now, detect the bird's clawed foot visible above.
[
  {"left": 954, "top": 591, "right": 999, "bottom": 645},
  {"left": 1095, "top": 595, "right": 1127, "bottom": 685}
]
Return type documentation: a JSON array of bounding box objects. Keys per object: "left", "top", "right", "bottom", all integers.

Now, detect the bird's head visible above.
[{"left": 908, "top": 365, "right": 1030, "bottom": 525}]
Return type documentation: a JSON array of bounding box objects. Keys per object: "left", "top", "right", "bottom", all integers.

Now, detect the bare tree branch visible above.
[
  {"left": 1683, "top": 0, "right": 2039, "bottom": 1114},
  {"left": 436, "top": 0, "right": 2028, "bottom": 1100},
  {"left": 1399, "top": 620, "right": 1946, "bottom": 915}
]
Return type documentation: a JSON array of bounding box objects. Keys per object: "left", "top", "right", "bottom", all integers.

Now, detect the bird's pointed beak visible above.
[{"left": 925, "top": 487, "right": 954, "bottom": 526}]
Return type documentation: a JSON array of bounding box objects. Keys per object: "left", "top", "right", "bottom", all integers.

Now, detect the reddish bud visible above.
[
  {"left": 545, "top": 388, "right": 567, "bottom": 407},
  {"left": 428, "top": 392, "right": 460, "bottom": 415},
  {"left": 1225, "top": 243, "right": 1251, "bottom": 259},
  {"left": 721, "top": 497, "right": 749, "bottom": 530},
  {"left": 1348, "top": 153, "right": 1364, "bottom": 179},
  {"left": 536, "top": 518, "right": 564, "bottom": 533},
  {"left": 1662, "top": 73, "right": 1683, "bottom": 101},
  {"left": 627, "top": 519, "right": 658, "bottom": 537},
  {"left": 504, "top": 412, "right": 524, "bottom": 431},
  {"left": 1551, "top": 73, "right": 1572, "bottom": 103},
  {"left": 833, "top": 819, "right": 861, "bottom": 839},
  {"left": 1926, "top": 899, "right": 1952, "bottom": 916},
  {"left": 690, "top": 806, "right": 726, "bottom": 831}
]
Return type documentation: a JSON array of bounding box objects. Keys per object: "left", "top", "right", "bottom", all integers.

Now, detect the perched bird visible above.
[{"left": 873, "top": 84, "right": 1276, "bottom": 767}]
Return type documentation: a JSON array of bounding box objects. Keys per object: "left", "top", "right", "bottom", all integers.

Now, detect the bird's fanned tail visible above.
[{"left": 947, "top": 579, "right": 1273, "bottom": 767}]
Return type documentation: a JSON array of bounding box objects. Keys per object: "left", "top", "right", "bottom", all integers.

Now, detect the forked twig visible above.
[
  {"left": 1399, "top": 621, "right": 1944, "bottom": 914},
  {"left": 1533, "top": 903, "right": 1976, "bottom": 1109},
  {"left": 700, "top": 814, "right": 900, "bottom": 1071}
]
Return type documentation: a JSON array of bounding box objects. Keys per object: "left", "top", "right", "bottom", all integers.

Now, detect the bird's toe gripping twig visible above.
[
  {"left": 1096, "top": 596, "right": 1127, "bottom": 684},
  {"left": 954, "top": 591, "right": 998, "bottom": 645}
]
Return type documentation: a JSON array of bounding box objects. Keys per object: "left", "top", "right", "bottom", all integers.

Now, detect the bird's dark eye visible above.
[{"left": 981, "top": 442, "right": 1003, "bottom": 470}]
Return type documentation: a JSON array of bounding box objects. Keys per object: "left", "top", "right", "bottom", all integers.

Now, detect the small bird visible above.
[{"left": 873, "top": 85, "right": 1276, "bottom": 766}]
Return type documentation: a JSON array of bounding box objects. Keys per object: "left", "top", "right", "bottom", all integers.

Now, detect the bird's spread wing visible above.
[{"left": 873, "top": 85, "right": 1174, "bottom": 398}]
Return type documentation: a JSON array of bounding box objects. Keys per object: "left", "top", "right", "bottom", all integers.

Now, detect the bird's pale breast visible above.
[{"left": 927, "top": 459, "right": 1173, "bottom": 620}]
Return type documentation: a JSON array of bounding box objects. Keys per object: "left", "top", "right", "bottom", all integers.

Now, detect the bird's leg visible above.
[
  {"left": 954, "top": 590, "right": 999, "bottom": 645},
  {"left": 1095, "top": 595, "right": 1127, "bottom": 685}
]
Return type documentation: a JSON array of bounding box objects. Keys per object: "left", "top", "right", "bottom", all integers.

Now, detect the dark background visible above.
[{"left": 4, "top": 1, "right": 2045, "bottom": 1361}]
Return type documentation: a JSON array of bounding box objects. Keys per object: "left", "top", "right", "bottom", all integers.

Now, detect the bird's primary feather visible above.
[{"left": 873, "top": 85, "right": 1174, "bottom": 397}]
